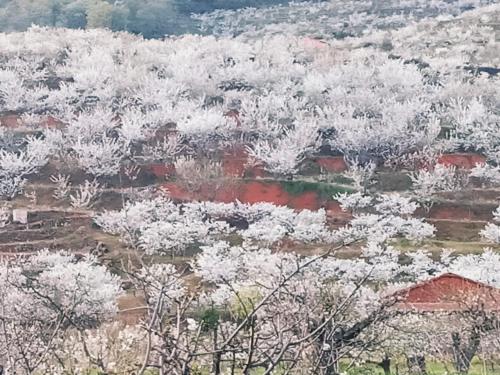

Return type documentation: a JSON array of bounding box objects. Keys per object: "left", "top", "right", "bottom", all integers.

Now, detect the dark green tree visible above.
[{"left": 60, "top": 0, "right": 87, "bottom": 29}]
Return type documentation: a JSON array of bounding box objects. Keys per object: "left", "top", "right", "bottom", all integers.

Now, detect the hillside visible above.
[
  {"left": 1, "top": 4, "right": 499, "bottom": 255},
  {"left": 1, "top": 2, "right": 500, "bottom": 374}
]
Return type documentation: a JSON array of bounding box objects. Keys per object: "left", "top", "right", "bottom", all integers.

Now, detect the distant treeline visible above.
[{"left": 0, "top": 0, "right": 285, "bottom": 38}]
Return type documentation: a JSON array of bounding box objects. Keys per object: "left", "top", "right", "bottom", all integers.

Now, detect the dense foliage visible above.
[
  {"left": 1, "top": 0, "right": 497, "bottom": 39},
  {"left": 0, "top": 0, "right": 284, "bottom": 37},
  {"left": 0, "top": 0, "right": 500, "bottom": 374},
  {"left": 0, "top": 3, "right": 498, "bottom": 193}
]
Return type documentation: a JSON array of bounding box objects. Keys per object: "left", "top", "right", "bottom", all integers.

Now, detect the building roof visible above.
[{"left": 392, "top": 273, "right": 500, "bottom": 312}]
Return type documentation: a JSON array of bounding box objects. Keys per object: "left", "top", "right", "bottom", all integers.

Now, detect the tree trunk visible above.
[
  {"left": 230, "top": 352, "right": 236, "bottom": 375},
  {"left": 317, "top": 345, "right": 339, "bottom": 375},
  {"left": 211, "top": 327, "right": 222, "bottom": 375},
  {"left": 378, "top": 355, "right": 391, "bottom": 375},
  {"left": 158, "top": 355, "right": 164, "bottom": 375},
  {"left": 452, "top": 331, "right": 480, "bottom": 374},
  {"left": 407, "top": 355, "right": 426, "bottom": 375}
]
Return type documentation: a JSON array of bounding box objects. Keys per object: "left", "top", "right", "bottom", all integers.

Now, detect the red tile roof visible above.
[{"left": 392, "top": 273, "right": 500, "bottom": 312}]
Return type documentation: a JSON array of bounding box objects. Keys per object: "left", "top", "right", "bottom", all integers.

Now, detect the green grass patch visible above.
[
  {"left": 73, "top": 359, "right": 500, "bottom": 375},
  {"left": 340, "top": 359, "right": 500, "bottom": 375},
  {"left": 280, "top": 180, "right": 354, "bottom": 199},
  {"left": 328, "top": 174, "right": 356, "bottom": 185},
  {"left": 373, "top": 172, "right": 413, "bottom": 192},
  {"left": 390, "top": 238, "right": 500, "bottom": 256}
]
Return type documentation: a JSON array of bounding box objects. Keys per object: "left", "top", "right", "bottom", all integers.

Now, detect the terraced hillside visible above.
[
  {"left": 1, "top": 3, "right": 500, "bottom": 258},
  {"left": 1, "top": 1, "right": 500, "bottom": 374}
]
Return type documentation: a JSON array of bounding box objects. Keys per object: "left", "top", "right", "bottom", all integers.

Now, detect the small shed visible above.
[{"left": 392, "top": 273, "right": 500, "bottom": 312}]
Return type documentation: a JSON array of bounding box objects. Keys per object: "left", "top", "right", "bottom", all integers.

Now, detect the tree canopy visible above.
[{"left": 0, "top": 0, "right": 285, "bottom": 38}]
